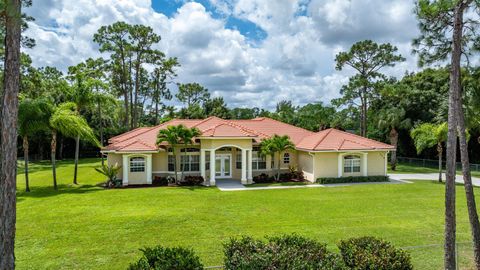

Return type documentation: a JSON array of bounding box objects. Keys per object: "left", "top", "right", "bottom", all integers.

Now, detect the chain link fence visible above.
[{"left": 398, "top": 157, "right": 480, "bottom": 172}]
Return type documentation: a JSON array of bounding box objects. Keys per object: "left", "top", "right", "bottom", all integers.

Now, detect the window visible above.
[
  {"left": 181, "top": 155, "right": 200, "bottom": 172},
  {"left": 252, "top": 151, "right": 266, "bottom": 170},
  {"left": 344, "top": 155, "right": 361, "bottom": 173},
  {"left": 283, "top": 153, "right": 290, "bottom": 164},
  {"left": 130, "top": 157, "right": 145, "bottom": 172},
  {"left": 168, "top": 155, "right": 175, "bottom": 172},
  {"left": 205, "top": 153, "right": 210, "bottom": 170},
  {"left": 236, "top": 152, "right": 242, "bottom": 169}
]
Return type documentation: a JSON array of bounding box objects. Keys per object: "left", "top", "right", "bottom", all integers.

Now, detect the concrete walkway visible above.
[
  {"left": 389, "top": 173, "right": 480, "bottom": 187},
  {"left": 215, "top": 178, "right": 409, "bottom": 192}
]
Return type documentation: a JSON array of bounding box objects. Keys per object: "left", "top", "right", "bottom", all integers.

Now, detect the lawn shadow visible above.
[{"left": 17, "top": 184, "right": 104, "bottom": 201}]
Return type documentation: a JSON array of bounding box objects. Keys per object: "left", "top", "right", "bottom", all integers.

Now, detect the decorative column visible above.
[
  {"left": 200, "top": 149, "right": 206, "bottom": 182},
  {"left": 362, "top": 152, "right": 368, "bottom": 176},
  {"left": 247, "top": 149, "right": 253, "bottom": 183},
  {"left": 337, "top": 153, "right": 342, "bottom": 178},
  {"left": 241, "top": 149, "right": 247, "bottom": 184},
  {"left": 384, "top": 152, "right": 388, "bottom": 176},
  {"left": 209, "top": 149, "right": 216, "bottom": 186},
  {"left": 146, "top": 154, "right": 152, "bottom": 184},
  {"left": 122, "top": 155, "right": 129, "bottom": 186}
]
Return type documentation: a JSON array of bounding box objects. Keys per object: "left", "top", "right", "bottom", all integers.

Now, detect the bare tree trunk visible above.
[
  {"left": 98, "top": 101, "right": 104, "bottom": 166},
  {"left": 389, "top": 127, "right": 398, "bottom": 171},
  {"left": 437, "top": 142, "right": 443, "bottom": 183},
  {"left": 23, "top": 136, "right": 30, "bottom": 192},
  {"left": 51, "top": 131, "right": 58, "bottom": 190},
  {"left": 123, "top": 90, "right": 129, "bottom": 128},
  {"left": 73, "top": 136, "right": 80, "bottom": 185},
  {"left": 0, "top": 1, "right": 21, "bottom": 268},
  {"left": 38, "top": 142, "right": 44, "bottom": 160},
  {"left": 444, "top": 3, "right": 465, "bottom": 269},
  {"left": 457, "top": 87, "right": 480, "bottom": 268},
  {"left": 58, "top": 136, "right": 63, "bottom": 160}
]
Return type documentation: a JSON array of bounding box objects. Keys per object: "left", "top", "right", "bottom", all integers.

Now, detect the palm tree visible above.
[
  {"left": 260, "top": 135, "right": 295, "bottom": 181},
  {"left": 378, "top": 107, "right": 411, "bottom": 170},
  {"left": 49, "top": 102, "right": 99, "bottom": 190},
  {"left": 156, "top": 125, "right": 183, "bottom": 184},
  {"left": 178, "top": 126, "right": 201, "bottom": 181},
  {"left": 411, "top": 123, "right": 448, "bottom": 182},
  {"left": 18, "top": 98, "right": 50, "bottom": 192}
]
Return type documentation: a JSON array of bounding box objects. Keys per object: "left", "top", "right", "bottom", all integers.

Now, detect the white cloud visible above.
[{"left": 24, "top": 0, "right": 420, "bottom": 110}]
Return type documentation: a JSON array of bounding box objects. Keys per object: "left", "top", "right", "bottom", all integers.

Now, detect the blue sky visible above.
[
  {"left": 151, "top": 0, "right": 267, "bottom": 42},
  {"left": 25, "top": 0, "right": 419, "bottom": 109}
]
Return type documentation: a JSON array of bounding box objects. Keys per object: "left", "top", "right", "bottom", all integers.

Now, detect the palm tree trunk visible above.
[
  {"left": 58, "top": 135, "right": 63, "bottom": 160},
  {"left": 456, "top": 89, "right": 480, "bottom": 268},
  {"left": 277, "top": 153, "right": 281, "bottom": 181},
  {"left": 23, "top": 136, "right": 30, "bottom": 192},
  {"left": 73, "top": 135, "right": 80, "bottom": 185},
  {"left": 444, "top": 3, "right": 464, "bottom": 269},
  {"left": 0, "top": 1, "right": 21, "bottom": 267},
  {"left": 51, "top": 131, "right": 58, "bottom": 190},
  {"left": 389, "top": 127, "right": 398, "bottom": 171},
  {"left": 173, "top": 149, "right": 178, "bottom": 184},
  {"left": 437, "top": 142, "right": 443, "bottom": 183},
  {"left": 181, "top": 145, "right": 187, "bottom": 181}
]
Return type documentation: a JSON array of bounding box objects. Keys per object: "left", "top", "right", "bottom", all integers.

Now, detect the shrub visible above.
[
  {"left": 128, "top": 245, "right": 203, "bottom": 270},
  {"left": 278, "top": 171, "right": 305, "bottom": 182},
  {"left": 317, "top": 175, "right": 389, "bottom": 184},
  {"left": 224, "top": 234, "right": 346, "bottom": 270},
  {"left": 95, "top": 163, "right": 122, "bottom": 188},
  {"left": 252, "top": 173, "right": 275, "bottom": 183},
  {"left": 152, "top": 176, "right": 169, "bottom": 186},
  {"left": 338, "top": 237, "right": 413, "bottom": 270},
  {"left": 178, "top": 175, "right": 204, "bottom": 186}
]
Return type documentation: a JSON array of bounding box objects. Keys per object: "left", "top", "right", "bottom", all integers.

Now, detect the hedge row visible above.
[
  {"left": 129, "top": 235, "right": 412, "bottom": 270},
  {"left": 317, "top": 175, "right": 389, "bottom": 184}
]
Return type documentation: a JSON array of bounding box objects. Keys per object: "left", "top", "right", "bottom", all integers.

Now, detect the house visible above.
[{"left": 102, "top": 116, "right": 394, "bottom": 186}]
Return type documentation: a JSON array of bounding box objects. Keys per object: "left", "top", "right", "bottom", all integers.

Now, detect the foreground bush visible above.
[
  {"left": 152, "top": 176, "right": 169, "bottom": 186},
  {"left": 252, "top": 173, "right": 275, "bottom": 183},
  {"left": 338, "top": 237, "right": 413, "bottom": 270},
  {"left": 317, "top": 175, "right": 389, "bottom": 184},
  {"left": 224, "top": 234, "right": 346, "bottom": 270},
  {"left": 178, "top": 175, "right": 204, "bottom": 186},
  {"left": 128, "top": 245, "right": 203, "bottom": 270}
]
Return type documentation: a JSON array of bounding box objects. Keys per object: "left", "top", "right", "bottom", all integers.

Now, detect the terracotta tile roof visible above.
[
  {"left": 102, "top": 117, "right": 394, "bottom": 152},
  {"left": 296, "top": 128, "right": 395, "bottom": 151}
]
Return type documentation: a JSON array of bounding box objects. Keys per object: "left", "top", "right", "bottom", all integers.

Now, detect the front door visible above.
[{"left": 215, "top": 154, "right": 231, "bottom": 178}]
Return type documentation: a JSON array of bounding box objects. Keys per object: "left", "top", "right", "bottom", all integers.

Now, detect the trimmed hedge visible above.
[
  {"left": 317, "top": 175, "right": 389, "bottom": 184},
  {"left": 338, "top": 237, "right": 413, "bottom": 270},
  {"left": 128, "top": 245, "right": 203, "bottom": 270},
  {"left": 223, "top": 234, "right": 346, "bottom": 270}
]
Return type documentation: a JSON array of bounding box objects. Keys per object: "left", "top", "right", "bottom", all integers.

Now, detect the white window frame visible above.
[
  {"left": 180, "top": 154, "right": 200, "bottom": 172},
  {"left": 130, "top": 157, "right": 145, "bottom": 173},
  {"left": 252, "top": 151, "right": 266, "bottom": 170},
  {"left": 344, "top": 155, "right": 361, "bottom": 173}
]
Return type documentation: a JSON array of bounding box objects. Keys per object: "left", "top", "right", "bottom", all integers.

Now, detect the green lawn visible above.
[
  {"left": 16, "top": 158, "right": 479, "bottom": 269},
  {"left": 390, "top": 162, "right": 480, "bottom": 178}
]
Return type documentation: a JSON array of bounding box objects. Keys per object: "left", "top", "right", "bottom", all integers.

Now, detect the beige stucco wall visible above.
[
  {"left": 200, "top": 138, "right": 253, "bottom": 150},
  {"left": 297, "top": 151, "right": 314, "bottom": 181},
  {"left": 314, "top": 152, "right": 340, "bottom": 179},
  {"left": 152, "top": 151, "right": 168, "bottom": 172},
  {"left": 107, "top": 153, "right": 122, "bottom": 179},
  {"left": 367, "top": 151, "right": 387, "bottom": 176}
]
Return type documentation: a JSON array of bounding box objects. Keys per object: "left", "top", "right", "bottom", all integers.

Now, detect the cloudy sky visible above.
[{"left": 25, "top": 0, "right": 420, "bottom": 109}]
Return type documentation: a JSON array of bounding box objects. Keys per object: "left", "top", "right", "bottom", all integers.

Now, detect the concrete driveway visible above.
[{"left": 389, "top": 173, "right": 480, "bottom": 187}]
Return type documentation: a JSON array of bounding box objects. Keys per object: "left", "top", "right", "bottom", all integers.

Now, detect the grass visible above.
[
  {"left": 16, "top": 158, "right": 480, "bottom": 269},
  {"left": 390, "top": 162, "right": 480, "bottom": 178}
]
